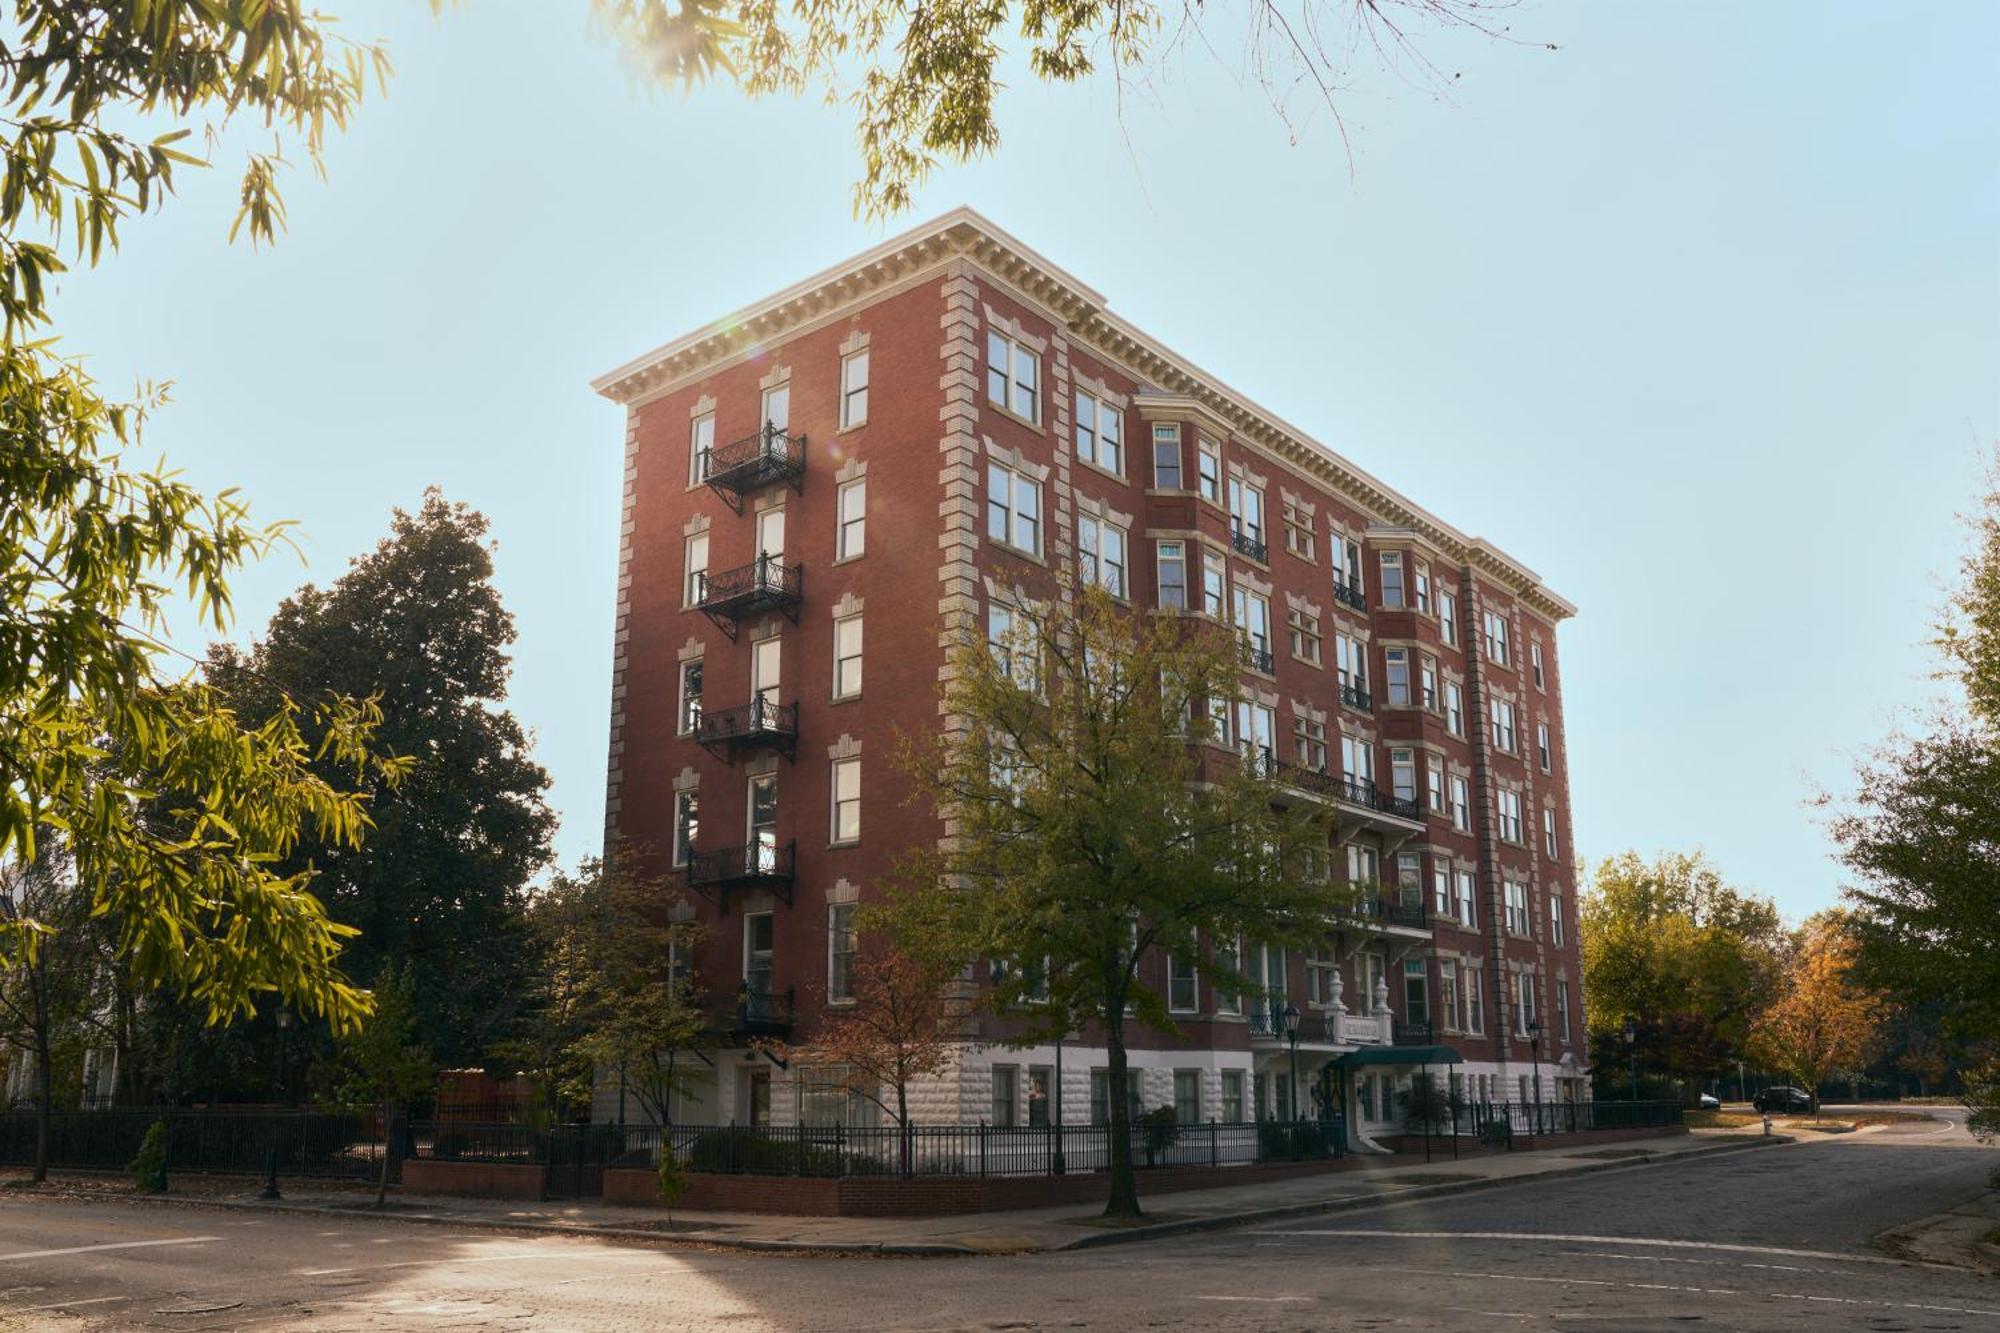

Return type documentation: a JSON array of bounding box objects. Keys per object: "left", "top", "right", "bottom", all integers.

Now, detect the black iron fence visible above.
[{"left": 0, "top": 1109, "right": 390, "bottom": 1180}]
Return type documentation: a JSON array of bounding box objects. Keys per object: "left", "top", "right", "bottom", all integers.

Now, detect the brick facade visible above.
[{"left": 592, "top": 210, "right": 1585, "bottom": 1142}]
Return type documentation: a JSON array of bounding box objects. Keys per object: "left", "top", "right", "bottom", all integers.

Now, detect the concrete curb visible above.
[
  {"left": 11, "top": 1134, "right": 1790, "bottom": 1261},
  {"left": 1057, "top": 1134, "right": 1794, "bottom": 1252}
]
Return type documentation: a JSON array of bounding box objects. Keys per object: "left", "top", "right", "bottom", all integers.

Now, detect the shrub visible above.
[
  {"left": 128, "top": 1121, "right": 168, "bottom": 1193},
  {"left": 1138, "top": 1106, "right": 1181, "bottom": 1166},
  {"left": 656, "top": 1149, "right": 690, "bottom": 1218}
]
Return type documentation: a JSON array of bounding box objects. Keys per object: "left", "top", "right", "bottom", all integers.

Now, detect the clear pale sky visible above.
[{"left": 52, "top": 2, "right": 1998, "bottom": 924}]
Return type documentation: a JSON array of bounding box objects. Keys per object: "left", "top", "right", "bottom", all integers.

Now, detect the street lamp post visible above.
[
  {"left": 1623, "top": 1018, "right": 1638, "bottom": 1102},
  {"left": 260, "top": 1008, "right": 293, "bottom": 1201},
  {"left": 1527, "top": 1020, "right": 1543, "bottom": 1134},
  {"left": 1279, "top": 1003, "right": 1302, "bottom": 1122},
  {"left": 1052, "top": 1030, "right": 1066, "bottom": 1175}
]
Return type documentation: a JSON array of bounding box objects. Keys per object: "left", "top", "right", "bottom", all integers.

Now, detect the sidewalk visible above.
[{"left": 24, "top": 1127, "right": 1790, "bottom": 1256}]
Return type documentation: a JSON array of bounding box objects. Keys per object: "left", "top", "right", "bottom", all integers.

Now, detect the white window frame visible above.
[
  {"left": 986, "top": 329, "right": 1040, "bottom": 423},
  {"left": 840, "top": 349, "right": 869, "bottom": 429},
  {"left": 1450, "top": 776, "right": 1471, "bottom": 832},
  {"left": 1491, "top": 698, "right": 1517, "bottom": 752},
  {"left": 678, "top": 657, "right": 703, "bottom": 736},
  {"left": 761, "top": 382, "right": 790, "bottom": 433},
  {"left": 1465, "top": 966, "right": 1485, "bottom": 1035},
  {"left": 1378, "top": 551, "right": 1406, "bottom": 609},
  {"left": 1498, "top": 789, "right": 1524, "bottom": 844},
  {"left": 1543, "top": 807, "right": 1559, "bottom": 859},
  {"left": 1075, "top": 389, "right": 1124, "bottom": 475},
  {"left": 1537, "top": 722, "right": 1552, "bottom": 772},
  {"left": 671, "top": 789, "right": 699, "bottom": 867},
  {"left": 1152, "top": 423, "right": 1183, "bottom": 489},
  {"left": 1445, "top": 682, "right": 1464, "bottom": 735},
  {"left": 828, "top": 902, "right": 857, "bottom": 1002},
  {"left": 1167, "top": 954, "right": 1199, "bottom": 1013},
  {"left": 683, "top": 532, "right": 709, "bottom": 607},
  {"left": 1156, "top": 539, "right": 1188, "bottom": 609},
  {"left": 830, "top": 756, "right": 862, "bottom": 845},
  {"left": 1385, "top": 647, "right": 1412, "bottom": 706},
  {"left": 833, "top": 613, "right": 863, "bottom": 701},
  {"left": 1438, "top": 588, "right": 1458, "bottom": 646},
  {"left": 1454, "top": 869, "right": 1477, "bottom": 928},
  {"left": 1504, "top": 881, "right": 1530, "bottom": 937},
  {"left": 835, "top": 477, "right": 866, "bottom": 560},
  {"left": 986, "top": 461, "right": 1042, "bottom": 556},
  {"left": 1549, "top": 893, "right": 1566, "bottom": 948},
  {"left": 1201, "top": 550, "right": 1227, "bottom": 618},
  {"left": 1196, "top": 435, "right": 1222, "bottom": 503},
  {"left": 1531, "top": 640, "right": 1545, "bottom": 690},
  {"left": 1484, "top": 609, "right": 1511, "bottom": 666},
  {"left": 689, "top": 411, "right": 715, "bottom": 485},
  {"left": 1078, "top": 512, "right": 1128, "bottom": 598}
]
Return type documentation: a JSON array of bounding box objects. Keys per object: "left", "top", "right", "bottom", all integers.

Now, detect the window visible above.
[
  {"left": 748, "top": 773, "right": 779, "bottom": 863},
  {"left": 683, "top": 532, "right": 709, "bottom": 606},
  {"left": 835, "top": 478, "right": 866, "bottom": 559},
  {"left": 1306, "top": 948, "right": 1338, "bottom": 1005},
  {"left": 1445, "top": 682, "right": 1464, "bottom": 735},
  {"left": 1395, "top": 849, "right": 1422, "bottom": 906},
  {"left": 755, "top": 505, "right": 785, "bottom": 559},
  {"left": 1426, "top": 764, "right": 1444, "bottom": 817},
  {"left": 1385, "top": 647, "right": 1412, "bottom": 706},
  {"left": 1220, "top": 1070, "right": 1245, "bottom": 1123},
  {"left": 840, "top": 349, "right": 869, "bottom": 428},
  {"left": 1330, "top": 534, "right": 1363, "bottom": 598},
  {"left": 744, "top": 911, "right": 774, "bottom": 990},
  {"left": 1454, "top": 869, "right": 1477, "bottom": 928},
  {"left": 1078, "top": 513, "right": 1127, "bottom": 597},
  {"left": 1530, "top": 640, "right": 1545, "bottom": 690},
  {"left": 678, "top": 658, "right": 703, "bottom": 734},
  {"left": 1414, "top": 566, "right": 1432, "bottom": 615},
  {"left": 1483, "top": 609, "right": 1511, "bottom": 666},
  {"left": 672, "top": 790, "right": 699, "bottom": 867},
  {"left": 991, "top": 1064, "right": 1019, "bottom": 1127},
  {"left": 1075, "top": 390, "right": 1123, "bottom": 474},
  {"left": 1379, "top": 551, "right": 1406, "bottom": 609},
  {"left": 1537, "top": 722, "right": 1552, "bottom": 772},
  {"left": 751, "top": 635, "right": 781, "bottom": 707},
  {"left": 1174, "top": 1070, "right": 1202, "bottom": 1125},
  {"left": 761, "top": 382, "right": 790, "bottom": 432},
  {"left": 1335, "top": 633, "right": 1367, "bottom": 696},
  {"left": 1227, "top": 477, "right": 1265, "bottom": 551},
  {"left": 1293, "top": 714, "right": 1327, "bottom": 772},
  {"left": 1341, "top": 734, "right": 1374, "bottom": 788},
  {"left": 1432, "top": 864, "right": 1451, "bottom": 914},
  {"left": 1214, "top": 936, "right": 1242, "bottom": 1016},
  {"left": 1438, "top": 588, "right": 1458, "bottom": 647},
  {"left": 1450, "top": 776, "right": 1471, "bottom": 831},
  {"left": 986, "top": 462, "right": 1042, "bottom": 555},
  {"left": 1152, "top": 424, "right": 1182, "bottom": 489},
  {"left": 1286, "top": 606, "right": 1322, "bottom": 665},
  {"left": 1028, "top": 1066, "right": 1053, "bottom": 1126},
  {"left": 1419, "top": 658, "right": 1439, "bottom": 711},
  {"left": 1403, "top": 959, "right": 1429, "bottom": 1025},
  {"left": 1515, "top": 972, "right": 1539, "bottom": 1037},
  {"left": 1205, "top": 695, "right": 1231, "bottom": 746},
  {"left": 1233, "top": 587, "right": 1272, "bottom": 666},
  {"left": 1549, "top": 892, "right": 1566, "bottom": 947},
  {"left": 1168, "top": 954, "right": 1198, "bottom": 1012},
  {"left": 1439, "top": 963, "right": 1460, "bottom": 1032},
  {"left": 987, "top": 601, "right": 1038, "bottom": 690},
  {"left": 1201, "top": 550, "right": 1226, "bottom": 618},
  {"left": 1543, "top": 807, "right": 1559, "bottom": 859},
  {"left": 689, "top": 411, "right": 714, "bottom": 484},
  {"left": 1504, "top": 881, "right": 1530, "bottom": 936},
  {"left": 1197, "top": 435, "right": 1222, "bottom": 503},
  {"left": 1241, "top": 702, "right": 1277, "bottom": 773},
  {"left": 1498, "top": 789, "right": 1524, "bottom": 843},
  {"left": 986, "top": 329, "right": 1040, "bottom": 422},
  {"left": 1390, "top": 748, "right": 1417, "bottom": 803},
  {"left": 1090, "top": 1069, "right": 1145, "bottom": 1126},
  {"left": 1491, "top": 699, "right": 1517, "bottom": 752},
  {"left": 1557, "top": 978, "right": 1572, "bottom": 1040},
  {"left": 831, "top": 757, "right": 862, "bottom": 843},
  {"left": 1156, "top": 540, "right": 1188, "bottom": 609},
  {"left": 1283, "top": 501, "right": 1314, "bottom": 560},
  {"left": 828, "top": 903, "right": 856, "bottom": 1002},
  {"left": 833, "top": 614, "right": 863, "bottom": 699},
  {"left": 1464, "top": 965, "right": 1485, "bottom": 1035}
]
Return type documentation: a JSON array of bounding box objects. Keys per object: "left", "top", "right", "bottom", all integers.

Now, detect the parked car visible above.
[
  {"left": 1751, "top": 1086, "right": 1813, "bottom": 1114},
  {"left": 1697, "top": 1093, "right": 1721, "bottom": 1111}
]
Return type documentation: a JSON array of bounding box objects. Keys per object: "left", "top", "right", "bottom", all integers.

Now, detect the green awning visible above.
[{"left": 1329, "top": 1045, "right": 1464, "bottom": 1068}]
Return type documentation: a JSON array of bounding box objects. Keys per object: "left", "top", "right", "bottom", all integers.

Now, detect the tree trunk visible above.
[
  {"left": 31, "top": 1037, "right": 51, "bottom": 1185},
  {"left": 1103, "top": 1012, "right": 1139, "bottom": 1219},
  {"left": 375, "top": 1100, "right": 395, "bottom": 1207}
]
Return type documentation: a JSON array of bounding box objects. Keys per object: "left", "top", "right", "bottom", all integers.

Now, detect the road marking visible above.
[
  {"left": 1393, "top": 1268, "right": 2000, "bottom": 1321},
  {"left": 0, "top": 1236, "right": 221, "bottom": 1262},
  {"left": 1268, "top": 1227, "right": 1906, "bottom": 1265},
  {"left": 1194, "top": 1295, "right": 1311, "bottom": 1303}
]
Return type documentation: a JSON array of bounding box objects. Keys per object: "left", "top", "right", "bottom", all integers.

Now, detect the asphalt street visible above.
[{"left": 0, "top": 1110, "right": 1992, "bottom": 1332}]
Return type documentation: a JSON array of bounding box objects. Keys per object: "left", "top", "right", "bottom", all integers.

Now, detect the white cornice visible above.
[{"left": 591, "top": 207, "right": 1575, "bottom": 621}]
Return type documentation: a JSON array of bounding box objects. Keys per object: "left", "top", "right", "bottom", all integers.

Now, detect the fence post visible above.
[
  {"left": 1210, "top": 1119, "right": 1218, "bottom": 1169},
  {"left": 978, "top": 1120, "right": 988, "bottom": 1178},
  {"left": 835, "top": 1124, "right": 846, "bottom": 1179}
]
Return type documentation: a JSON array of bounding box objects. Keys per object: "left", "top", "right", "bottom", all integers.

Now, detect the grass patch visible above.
[{"left": 1685, "top": 1110, "right": 1762, "bottom": 1129}]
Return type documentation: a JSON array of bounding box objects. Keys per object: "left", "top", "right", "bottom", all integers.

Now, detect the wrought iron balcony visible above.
[
  {"left": 1274, "top": 765, "right": 1422, "bottom": 827},
  {"left": 686, "top": 839, "right": 795, "bottom": 906},
  {"left": 1393, "top": 1019, "right": 1435, "bottom": 1046},
  {"left": 695, "top": 697, "right": 798, "bottom": 763},
  {"left": 1332, "top": 579, "right": 1367, "bottom": 612},
  {"left": 1340, "top": 680, "right": 1373, "bottom": 713},
  {"left": 1231, "top": 526, "right": 1268, "bottom": 564},
  {"left": 735, "top": 984, "right": 796, "bottom": 1037},
  {"left": 696, "top": 554, "right": 803, "bottom": 641},
  {"left": 1246, "top": 642, "right": 1276, "bottom": 674},
  {"left": 1356, "top": 895, "right": 1429, "bottom": 931},
  {"left": 704, "top": 423, "right": 805, "bottom": 512}
]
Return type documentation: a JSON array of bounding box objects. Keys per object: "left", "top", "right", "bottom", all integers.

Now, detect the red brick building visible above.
[{"left": 591, "top": 210, "right": 1583, "bottom": 1146}]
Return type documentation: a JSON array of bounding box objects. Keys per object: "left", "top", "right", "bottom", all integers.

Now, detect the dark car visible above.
[{"left": 1751, "top": 1086, "right": 1813, "bottom": 1114}]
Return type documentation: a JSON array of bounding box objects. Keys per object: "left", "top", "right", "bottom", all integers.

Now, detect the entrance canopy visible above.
[{"left": 1329, "top": 1045, "right": 1464, "bottom": 1069}]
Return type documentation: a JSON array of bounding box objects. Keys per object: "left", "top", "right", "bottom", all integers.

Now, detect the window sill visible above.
[
  {"left": 828, "top": 839, "right": 861, "bottom": 851},
  {"left": 831, "top": 551, "right": 864, "bottom": 567},
  {"left": 837, "top": 418, "right": 868, "bottom": 435},
  {"left": 984, "top": 537, "right": 1047, "bottom": 568},
  {"left": 986, "top": 400, "right": 1046, "bottom": 436},
  {"left": 830, "top": 692, "right": 860, "bottom": 706},
  {"left": 1075, "top": 455, "right": 1126, "bottom": 486},
  {"left": 826, "top": 998, "right": 859, "bottom": 1010}
]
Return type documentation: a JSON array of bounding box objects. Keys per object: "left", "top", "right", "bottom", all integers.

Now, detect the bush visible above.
[
  {"left": 128, "top": 1121, "right": 168, "bottom": 1193},
  {"left": 681, "top": 1127, "right": 880, "bottom": 1177},
  {"left": 1138, "top": 1106, "right": 1181, "bottom": 1166},
  {"left": 1399, "top": 1080, "right": 1466, "bottom": 1132},
  {"left": 1257, "top": 1118, "right": 1336, "bottom": 1161},
  {"left": 656, "top": 1149, "right": 690, "bottom": 1216}
]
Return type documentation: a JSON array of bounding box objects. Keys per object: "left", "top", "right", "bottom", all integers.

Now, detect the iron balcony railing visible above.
[
  {"left": 695, "top": 696, "right": 798, "bottom": 763},
  {"left": 686, "top": 839, "right": 796, "bottom": 905},
  {"left": 1267, "top": 762, "right": 1420, "bottom": 823},
  {"left": 1332, "top": 579, "right": 1367, "bottom": 612},
  {"left": 703, "top": 422, "right": 805, "bottom": 510},
  {"left": 1246, "top": 641, "right": 1276, "bottom": 674},
  {"left": 1346, "top": 895, "right": 1428, "bottom": 931},
  {"left": 1231, "top": 526, "right": 1268, "bottom": 564},
  {"left": 736, "top": 984, "right": 796, "bottom": 1037},
  {"left": 1393, "top": 1019, "right": 1436, "bottom": 1045},
  {"left": 1340, "top": 679, "right": 1373, "bottom": 713},
  {"left": 695, "top": 554, "right": 803, "bottom": 641}
]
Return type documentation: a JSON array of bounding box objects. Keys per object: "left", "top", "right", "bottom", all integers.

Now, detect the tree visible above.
[
  {"left": 1833, "top": 455, "right": 2000, "bottom": 1135},
  {"left": 769, "top": 946, "right": 963, "bottom": 1164},
  {"left": 0, "top": 839, "right": 96, "bottom": 1181},
  {"left": 1749, "top": 914, "right": 1882, "bottom": 1116},
  {"left": 597, "top": 0, "right": 1543, "bottom": 218},
  {"left": 328, "top": 963, "right": 436, "bottom": 1208},
  {"left": 875, "top": 584, "right": 1344, "bottom": 1218},
  {"left": 1580, "top": 851, "right": 1785, "bottom": 1103},
  {"left": 1, "top": 1, "right": 404, "bottom": 1033},
  {"left": 208, "top": 492, "right": 555, "bottom": 1069}
]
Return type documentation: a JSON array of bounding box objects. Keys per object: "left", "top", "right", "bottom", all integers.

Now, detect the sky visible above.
[{"left": 51, "top": 1, "right": 1999, "bottom": 924}]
